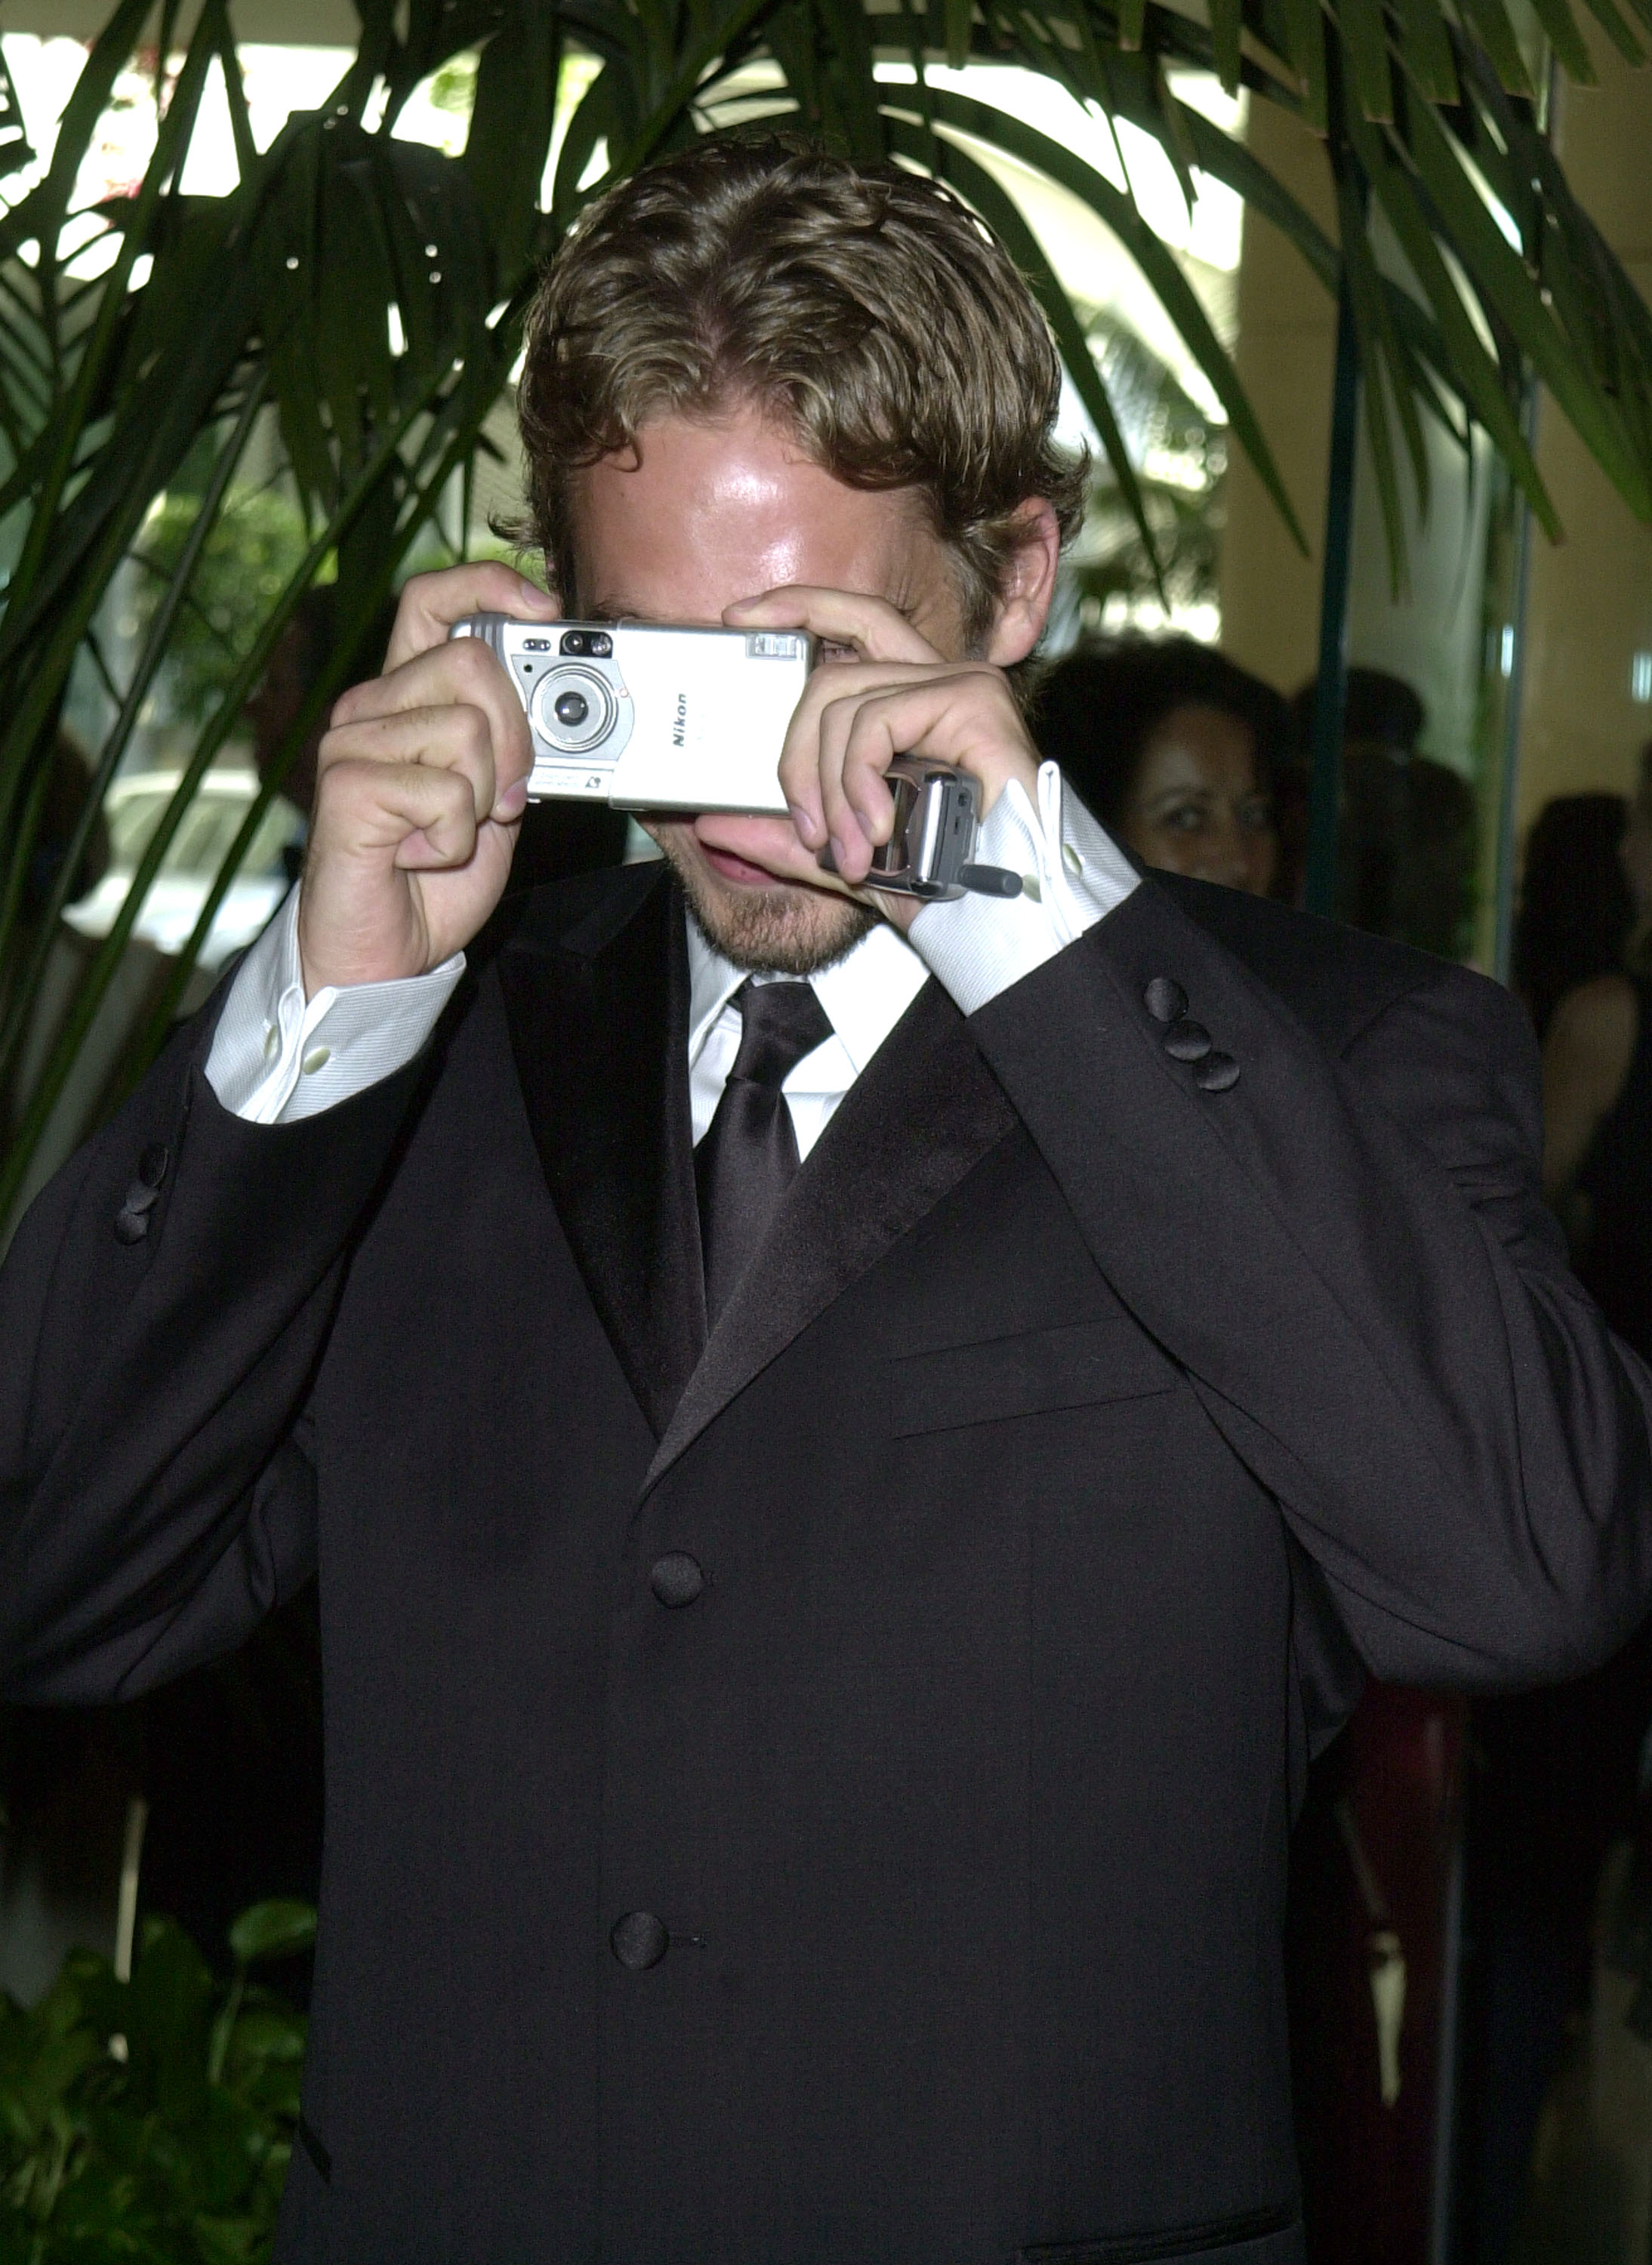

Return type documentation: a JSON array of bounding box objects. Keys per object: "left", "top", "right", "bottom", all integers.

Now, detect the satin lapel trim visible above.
[
  {"left": 498, "top": 865, "right": 705, "bottom": 1441},
  {"left": 642, "top": 977, "right": 1017, "bottom": 1496}
]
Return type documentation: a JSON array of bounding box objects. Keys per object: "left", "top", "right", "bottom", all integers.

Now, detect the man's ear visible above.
[{"left": 984, "top": 498, "right": 1062, "bottom": 667}]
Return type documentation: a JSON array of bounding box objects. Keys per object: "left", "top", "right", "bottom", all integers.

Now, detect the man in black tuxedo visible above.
[{"left": 3, "top": 140, "right": 1651, "bottom": 2265}]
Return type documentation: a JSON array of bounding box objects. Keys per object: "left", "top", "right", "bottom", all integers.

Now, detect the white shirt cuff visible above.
[
  {"left": 908, "top": 761, "right": 1139, "bottom": 1017},
  {"left": 205, "top": 886, "right": 465, "bottom": 1125}
]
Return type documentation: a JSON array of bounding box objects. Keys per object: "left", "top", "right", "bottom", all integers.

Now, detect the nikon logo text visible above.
[{"left": 672, "top": 693, "right": 688, "bottom": 749}]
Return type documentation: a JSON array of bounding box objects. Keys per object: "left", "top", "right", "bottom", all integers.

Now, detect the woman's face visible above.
[{"left": 1118, "top": 702, "right": 1279, "bottom": 896}]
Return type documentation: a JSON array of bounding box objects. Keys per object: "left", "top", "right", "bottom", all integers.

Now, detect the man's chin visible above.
[{"left": 646, "top": 820, "right": 878, "bottom": 978}]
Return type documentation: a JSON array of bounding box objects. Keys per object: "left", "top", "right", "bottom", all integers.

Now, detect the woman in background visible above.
[
  {"left": 1465, "top": 769, "right": 1652, "bottom": 2265},
  {"left": 1528, "top": 766, "right": 1652, "bottom": 1356},
  {"left": 1033, "top": 636, "right": 1295, "bottom": 899}
]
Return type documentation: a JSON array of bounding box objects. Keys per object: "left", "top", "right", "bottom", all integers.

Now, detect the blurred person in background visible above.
[
  {"left": 1461, "top": 770, "right": 1652, "bottom": 2265},
  {"left": 1034, "top": 636, "right": 1292, "bottom": 898},
  {"left": 1513, "top": 791, "right": 1635, "bottom": 1063},
  {"left": 1532, "top": 764, "right": 1652, "bottom": 1354},
  {"left": 1291, "top": 668, "right": 1475, "bottom": 961}
]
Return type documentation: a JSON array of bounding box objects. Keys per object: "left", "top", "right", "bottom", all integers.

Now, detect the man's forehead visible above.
[
  {"left": 566, "top": 408, "right": 948, "bottom": 623},
  {"left": 569, "top": 411, "right": 927, "bottom": 527}
]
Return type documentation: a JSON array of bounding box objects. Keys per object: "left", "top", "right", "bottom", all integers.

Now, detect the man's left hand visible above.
[{"left": 724, "top": 587, "right": 1041, "bottom": 921}]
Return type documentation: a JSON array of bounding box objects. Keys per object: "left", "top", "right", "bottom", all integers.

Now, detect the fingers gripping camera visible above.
[{"left": 451, "top": 613, "right": 1021, "bottom": 901}]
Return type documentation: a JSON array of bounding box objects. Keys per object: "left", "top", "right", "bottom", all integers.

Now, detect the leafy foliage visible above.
[
  {"left": 1060, "top": 313, "right": 1228, "bottom": 632},
  {"left": 0, "top": 1903, "right": 314, "bottom": 2264},
  {"left": 131, "top": 487, "right": 311, "bottom": 732},
  {"left": 0, "top": 0, "right": 1648, "bottom": 1224}
]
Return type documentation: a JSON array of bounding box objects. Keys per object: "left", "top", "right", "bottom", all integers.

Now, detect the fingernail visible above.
[
  {"left": 829, "top": 835, "right": 851, "bottom": 872},
  {"left": 496, "top": 780, "right": 529, "bottom": 819},
  {"left": 789, "top": 801, "right": 821, "bottom": 846},
  {"left": 518, "top": 575, "right": 555, "bottom": 608}
]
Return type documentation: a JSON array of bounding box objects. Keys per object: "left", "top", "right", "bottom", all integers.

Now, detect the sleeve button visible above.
[
  {"left": 1144, "top": 977, "right": 1187, "bottom": 1024},
  {"left": 113, "top": 1178, "right": 160, "bottom": 1240},
  {"left": 137, "top": 1143, "right": 169, "bottom": 1188},
  {"left": 1196, "top": 1052, "right": 1241, "bottom": 1092},
  {"left": 1162, "top": 1018, "right": 1212, "bottom": 1063}
]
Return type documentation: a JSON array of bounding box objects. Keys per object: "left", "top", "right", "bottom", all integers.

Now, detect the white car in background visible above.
[{"left": 63, "top": 768, "right": 302, "bottom": 970}]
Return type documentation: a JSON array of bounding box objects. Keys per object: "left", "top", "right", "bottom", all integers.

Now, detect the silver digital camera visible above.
[
  {"left": 452, "top": 612, "right": 1021, "bottom": 901},
  {"left": 451, "top": 613, "right": 804, "bottom": 815}
]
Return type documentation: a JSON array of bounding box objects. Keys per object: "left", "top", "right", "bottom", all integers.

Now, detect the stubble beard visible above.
[{"left": 649, "top": 825, "right": 879, "bottom": 977}]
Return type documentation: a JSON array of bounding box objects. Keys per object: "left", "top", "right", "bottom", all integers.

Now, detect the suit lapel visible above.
[
  {"left": 643, "top": 975, "right": 1018, "bottom": 1496},
  {"left": 498, "top": 864, "right": 705, "bottom": 1440}
]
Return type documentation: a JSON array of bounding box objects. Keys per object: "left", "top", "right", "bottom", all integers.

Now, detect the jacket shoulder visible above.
[{"left": 1147, "top": 871, "right": 1515, "bottom": 1056}]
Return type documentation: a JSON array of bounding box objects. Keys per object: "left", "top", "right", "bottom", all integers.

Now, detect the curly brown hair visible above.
[{"left": 516, "top": 138, "right": 1087, "bottom": 649}]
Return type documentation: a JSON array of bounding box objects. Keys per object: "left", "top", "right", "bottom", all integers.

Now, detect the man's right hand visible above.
[{"left": 297, "top": 562, "right": 561, "bottom": 996}]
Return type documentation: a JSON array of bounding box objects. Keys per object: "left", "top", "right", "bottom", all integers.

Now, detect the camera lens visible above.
[{"left": 531, "top": 663, "right": 615, "bottom": 753}]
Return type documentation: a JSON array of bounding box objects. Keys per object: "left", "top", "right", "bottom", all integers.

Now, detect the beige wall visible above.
[
  {"left": 1216, "top": 100, "right": 1338, "bottom": 697},
  {"left": 1219, "top": 38, "right": 1652, "bottom": 836},
  {"left": 1515, "top": 41, "right": 1652, "bottom": 831}
]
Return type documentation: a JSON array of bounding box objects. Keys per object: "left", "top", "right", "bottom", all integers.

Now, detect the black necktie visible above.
[{"left": 696, "top": 978, "right": 834, "bottom": 1323}]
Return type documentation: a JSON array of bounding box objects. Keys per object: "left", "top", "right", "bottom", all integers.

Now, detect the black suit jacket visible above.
[{"left": 4, "top": 864, "right": 1650, "bottom": 2265}]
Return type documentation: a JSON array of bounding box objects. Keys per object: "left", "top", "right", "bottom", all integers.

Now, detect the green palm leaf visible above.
[{"left": 914, "top": 84, "right": 1308, "bottom": 551}]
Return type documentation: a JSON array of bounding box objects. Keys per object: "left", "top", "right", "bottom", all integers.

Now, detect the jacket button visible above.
[
  {"left": 649, "top": 1552, "right": 705, "bottom": 1607},
  {"left": 1196, "top": 1052, "right": 1241, "bottom": 1092},
  {"left": 610, "top": 1912, "right": 669, "bottom": 1970},
  {"left": 1162, "top": 1018, "right": 1212, "bottom": 1063},
  {"left": 1144, "top": 976, "right": 1187, "bottom": 1024},
  {"left": 114, "top": 1176, "right": 163, "bottom": 1241},
  {"left": 137, "top": 1142, "right": 169, "bottom": 1188}
]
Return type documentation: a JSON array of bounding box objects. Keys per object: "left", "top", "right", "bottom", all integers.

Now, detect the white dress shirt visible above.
[{"left": 207, "top": 762, "right": 1138, "bottom": 1136}]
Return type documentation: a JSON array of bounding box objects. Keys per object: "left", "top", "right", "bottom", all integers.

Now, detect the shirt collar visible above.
[{"left": 686, "top": 909, "right": 930, "bottom": 1082}]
